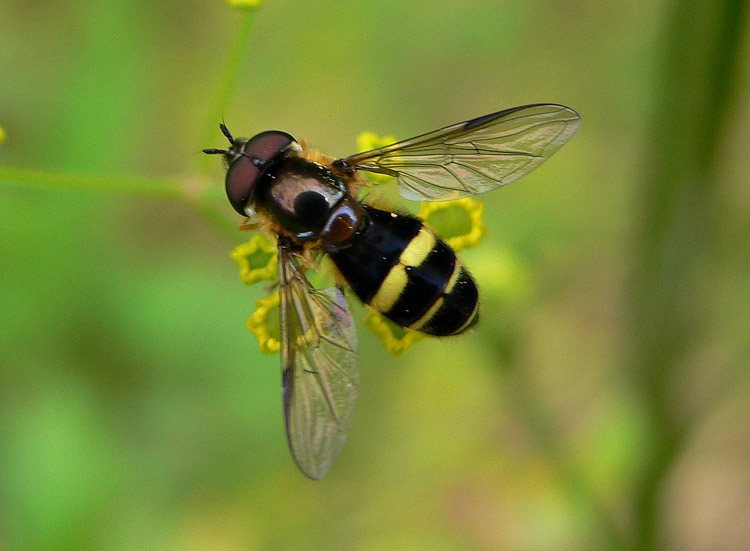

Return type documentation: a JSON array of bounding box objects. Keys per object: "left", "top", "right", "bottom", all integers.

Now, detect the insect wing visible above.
[
  {"left": 338, "top": 103, "right": 581, "bottom": 201},
  {"left": 278, "top": 245, "right": 359, "bottom": 480}
]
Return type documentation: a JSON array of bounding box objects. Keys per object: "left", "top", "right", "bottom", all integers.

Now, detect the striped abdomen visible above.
[{"left": 327, "top": 206, "right": 478, "bottom": 336}]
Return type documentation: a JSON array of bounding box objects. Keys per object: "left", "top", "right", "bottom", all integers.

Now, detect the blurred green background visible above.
[{"left": 1, "top": 1, "right": 748, "bottom": 550}]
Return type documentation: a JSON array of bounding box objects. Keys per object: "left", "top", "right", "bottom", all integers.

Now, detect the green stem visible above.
[
  {"left": 0, "top": 165, "right": 238, "bottom": 239},
  {"left": 509, "top": 373, "right": 627, "bottom": 549},
  {"left": 486, "top": 325, "right": 628, "bottom": 550},
  {"left": 1, "top": 7, "right": 260, "bottom": 237},
  {"left": 0, "top": 165, "right": 182, "bottom": 199},
  {"left": 199, "top": 9, "right": 258, "bottom": 175},
  {"left": 628, "top": 2, "right": 747, "bottom": 549}
]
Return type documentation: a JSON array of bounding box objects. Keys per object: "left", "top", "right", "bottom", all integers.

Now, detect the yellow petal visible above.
[
  {"left": 364, "top": 311, "right": 426, "bottom": 356},
  {"left": 356, "top": 132, "right": 398, "bottom": 184},
  {"left": 226, "top": 0, "right": 262, "bottom": 9},
  {"left": 231, "top": 234, "right": 278, "bottom": 285},
  {"left": 246, "top": 292, "right": 281, "bottom": 354},
  {"left": 418, "top": 198, "right": 486, "bottom": 252}
]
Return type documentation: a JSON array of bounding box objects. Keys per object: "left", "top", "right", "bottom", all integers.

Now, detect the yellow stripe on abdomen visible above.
[
  {"left": 399, "top": 227, "right": 435, "bottom": 267},
  {"left": 408, "top": 257, "right": 462, "bottom": 332},
  {"left": 368, "top": 264, "right": 408, "bottom": 313},
  {"left": 368, "top": 227, "right": 437, "bottom": 313}
]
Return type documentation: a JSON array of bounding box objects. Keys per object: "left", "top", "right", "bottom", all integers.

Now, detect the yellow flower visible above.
[
  {"left": 357, "top": 131, "right": 398, "bottom": 153},
  {"left": 231, "top": 233, "right": 277, "bottom": 285},
  {"left": 0, "top": 126, "right": 6, "bottom": 144},
  {"left": 226, "top": 0, "right": 261, "bottom": 9},
  {"left": 246, "top": 292, "right": 281, "bottom": 354},
  {"left": 356, "top": 132, "right": 398, "bottom": 184},
  {"left": 364, "top": 311, "right": 426, "bottom": 356},
  {"left": 418, "top": 197, "right": 486, "bottom": 252}
]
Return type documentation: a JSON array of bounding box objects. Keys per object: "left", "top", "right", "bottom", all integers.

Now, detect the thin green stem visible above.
[
  {"left": 484, "top": 324, "right": 628, "bottom": 550},
  {"left": 0, "top": 165, "right": 182, "bottom": 199},
  {"left": 1, "top": 7, "right": 260, "bottom": 239},
  {"left": 628, "top": 2, "right": 747, "bottom": 549},
  {"left": 0, "top": 165, "right": 238, "bottom": 239},
  {"left": 199, "top": 9, "right": 258, "bottom": 175},
  {"left": 508, "top": 371, "right": 627, "bottom": 549}
]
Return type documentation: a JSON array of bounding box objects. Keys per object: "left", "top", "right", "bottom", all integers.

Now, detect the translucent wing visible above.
[
  {"left": 278, "top": 242, "right": 359, "bottom": 480},
  {"left": 335, "top": 103, "right": 581, "bottom": 201}
]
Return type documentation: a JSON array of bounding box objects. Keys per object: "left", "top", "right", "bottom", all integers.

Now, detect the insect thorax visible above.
[{"left": 258, "top": 157, "right": 347, "bottom": 236}]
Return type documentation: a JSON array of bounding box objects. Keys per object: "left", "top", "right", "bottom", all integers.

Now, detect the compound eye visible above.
[
  {"left": 244, "top": 130, "right": 295, "bottom": 163},
  {"left": 225, "top": 154, "right": 259, "bottom": 215},
  {"left": 224, "top": 130, "right": 296, "bottom": 216}
]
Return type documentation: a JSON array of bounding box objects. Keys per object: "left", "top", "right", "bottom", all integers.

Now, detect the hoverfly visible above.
[{"left": 204, "top": 104, "right": 580, "bottom": 479}]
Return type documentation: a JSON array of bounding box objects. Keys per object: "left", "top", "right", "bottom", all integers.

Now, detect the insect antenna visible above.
[
  {"left": 219, "top": 123, "right": 235, "bottom": 145},
  {"left": 203, "top": 122, "right": 236, "bottom": 155},
  {"left": 203, "top": 147, "right": 228, "bottom": 155}
]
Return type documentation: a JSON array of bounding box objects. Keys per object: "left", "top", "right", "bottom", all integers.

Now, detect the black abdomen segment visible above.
[{"left": 327, "top": 206, "right": 478, "bottom": 336}]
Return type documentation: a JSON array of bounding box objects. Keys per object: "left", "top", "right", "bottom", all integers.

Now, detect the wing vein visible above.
[{"left": 337, "top": 103, "right": 580, "bottom": 201}]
